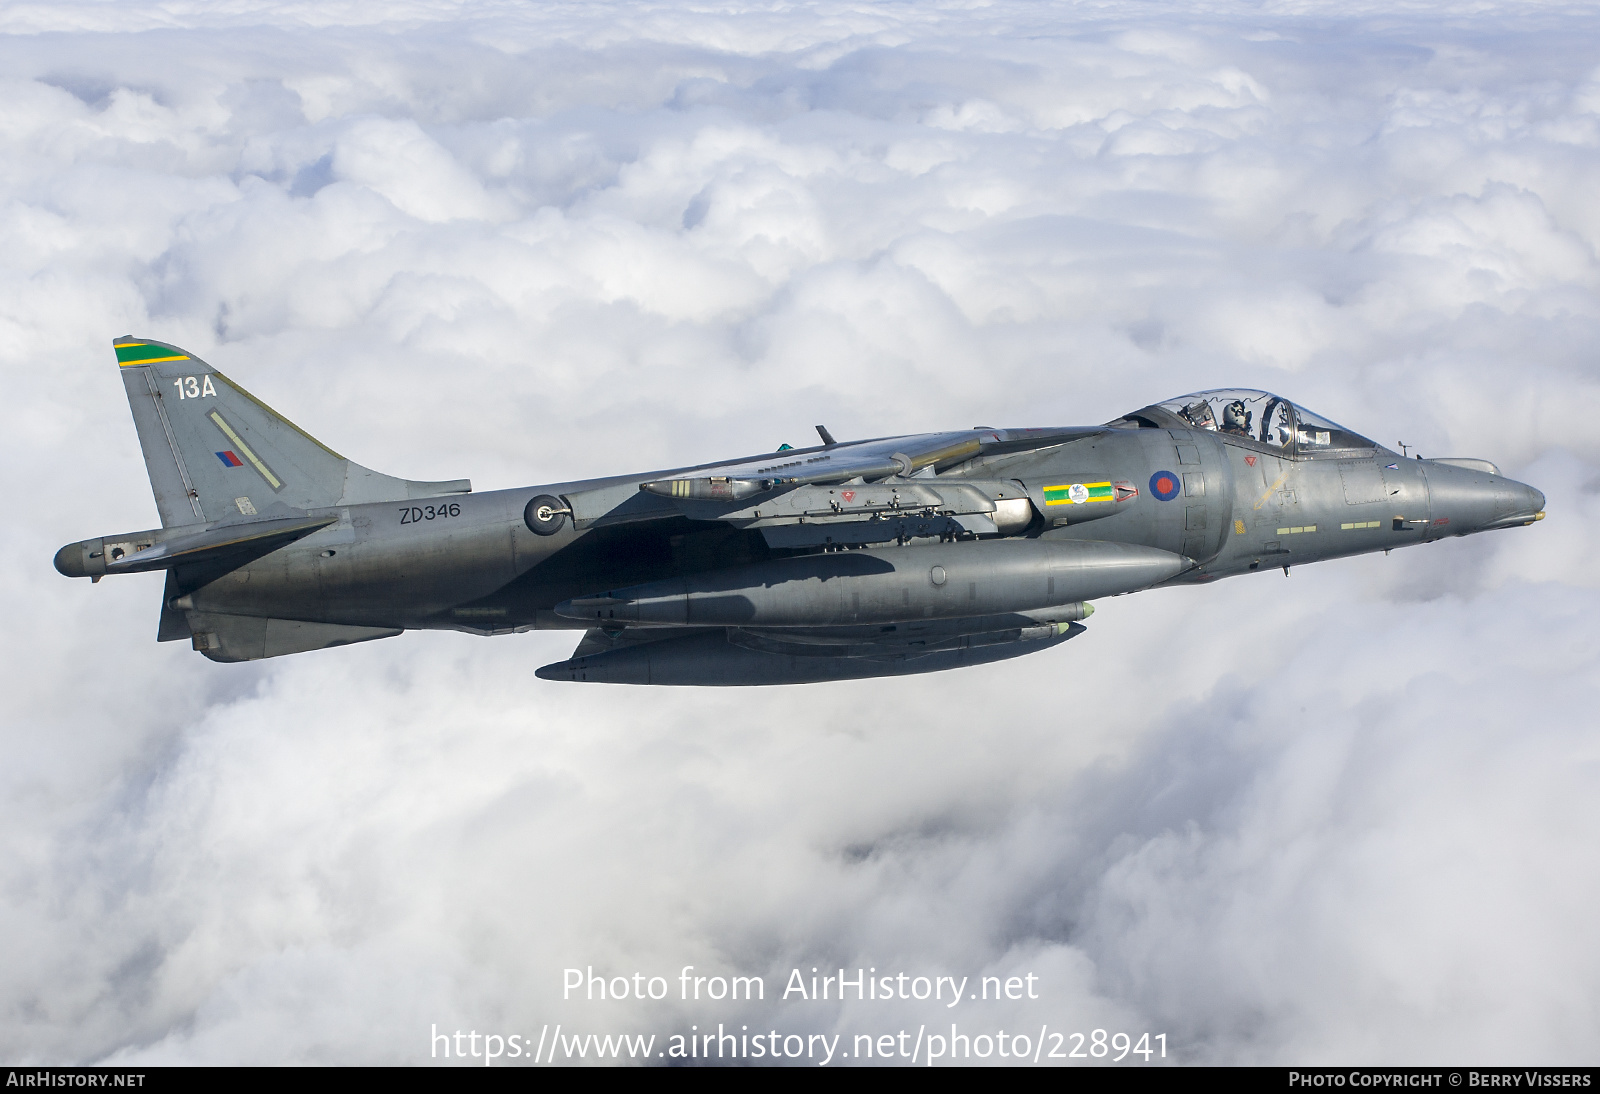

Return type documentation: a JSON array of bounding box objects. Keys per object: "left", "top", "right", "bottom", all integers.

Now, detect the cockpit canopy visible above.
[{"left": 1129, "top": 389, "right": 1378, "bottom": 459}]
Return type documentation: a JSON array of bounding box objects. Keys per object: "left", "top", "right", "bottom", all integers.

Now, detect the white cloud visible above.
[{"left": 2, "top": 0, "right": 1598, "bottom": 1067}]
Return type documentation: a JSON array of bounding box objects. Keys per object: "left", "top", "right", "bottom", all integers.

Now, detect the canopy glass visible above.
[{"left": 1153, "top": 389, "right": 1376, "bottom": 458}]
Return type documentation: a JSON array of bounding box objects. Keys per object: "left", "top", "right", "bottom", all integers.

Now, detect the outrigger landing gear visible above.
[{"left": 524, "top": 495, "right": 572, "bottom": 536}]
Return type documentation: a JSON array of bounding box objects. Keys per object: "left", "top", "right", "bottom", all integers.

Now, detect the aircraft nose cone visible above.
[
  {"left": 1524, "top": 483, "right": 1546, "bottom": 515},
  {"left": 1423, "top": 461, "right": 1545, "bottom": 535},
  {"left": 1497, "top": 477, "right": 1545, "bottom": 523}
]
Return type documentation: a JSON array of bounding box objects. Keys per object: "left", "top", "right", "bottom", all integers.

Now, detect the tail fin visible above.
[{"left": 114, "top": 337, "right": 469, "bottom": 527}]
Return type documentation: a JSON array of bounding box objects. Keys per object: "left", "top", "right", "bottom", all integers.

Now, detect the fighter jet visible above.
[{"left": 55, "top": 338, "right": 1546, "bottom": 684}]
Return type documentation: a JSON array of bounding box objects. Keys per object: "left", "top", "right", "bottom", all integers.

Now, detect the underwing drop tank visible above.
[{"left": 554, "top": 538, "right": 1190, "bottom": 628}]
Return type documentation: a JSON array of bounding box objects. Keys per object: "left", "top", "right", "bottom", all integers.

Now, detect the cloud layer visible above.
[{"left": 3, "top": 0, "right": 1598, "bottom": 1066}]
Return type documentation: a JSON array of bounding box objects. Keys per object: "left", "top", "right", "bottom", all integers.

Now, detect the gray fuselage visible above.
[
  {"left": 55, "top": 351, "right": 1546, "bottom": 681},
  {"left": 157, "top": 421, "right": 1542, "bottom": 634}
]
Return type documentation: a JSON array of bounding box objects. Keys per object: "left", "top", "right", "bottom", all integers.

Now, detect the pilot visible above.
[{"left": 1221, "top": 400, "right": 1252, "bottom": 436}]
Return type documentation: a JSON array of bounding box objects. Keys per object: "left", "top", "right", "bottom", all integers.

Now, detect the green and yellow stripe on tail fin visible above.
[{"left": 114, "top": 337, "right": 191, "bottom": 366}]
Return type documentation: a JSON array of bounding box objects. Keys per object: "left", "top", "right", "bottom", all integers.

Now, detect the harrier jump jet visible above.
[{"left": 55, "top": 338, "right": 1546, "bottom": 684}]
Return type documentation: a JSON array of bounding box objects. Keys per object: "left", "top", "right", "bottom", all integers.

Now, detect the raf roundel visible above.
[{"left": 1149, "top": 470, "right": 1181, "bottom": 501}]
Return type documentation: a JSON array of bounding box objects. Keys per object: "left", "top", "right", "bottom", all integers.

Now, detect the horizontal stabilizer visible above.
[{"left": 104, "top": 514, "right": 337, "bottom": 574}]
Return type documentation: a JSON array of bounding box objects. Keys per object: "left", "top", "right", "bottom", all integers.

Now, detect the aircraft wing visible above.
[
  {"left": 638, "top": 431, "right": 987, "bottom": 500},
  {"left": 639, "top": 426, "right": 1100, "bottom": 499},
  {"left": 560, "top": 426, "right": 1101, "bottom": 530}
]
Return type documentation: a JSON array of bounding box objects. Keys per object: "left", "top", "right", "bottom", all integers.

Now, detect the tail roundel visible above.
[{"left": 113, "top": 337, "right": 470, "bottom": 527}]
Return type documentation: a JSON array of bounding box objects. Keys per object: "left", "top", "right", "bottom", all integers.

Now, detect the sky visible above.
[{"left": 3, "top": 0, "right": 1599, "bottom": 1067}]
